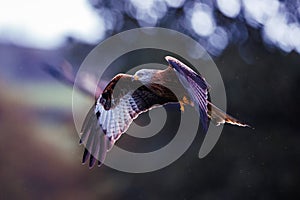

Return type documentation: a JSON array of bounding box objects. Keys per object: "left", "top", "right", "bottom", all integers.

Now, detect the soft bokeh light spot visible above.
[
  {"left": 208, "top": 27, "right": 228, "bottom": 52},
  {"left": 243, "top": 0, "right": 280, "bottom": 27},
  {"left": 128, "top": 0, "right": 167, "bottom": 26},
  {"left": 217, "top": 0, "right": 241, "bottom": 18},
  {"left": 164, "top": 0, "right": 185, "bottom": 8},
  {"left": 98, "top": 8, "right": 124, "bottom": 32},
  {"left": 191, "top": 3, "right": 215, "bottom": 37},
  {"left": 264, "top": 14, "right": 300, "bottom": 53}
]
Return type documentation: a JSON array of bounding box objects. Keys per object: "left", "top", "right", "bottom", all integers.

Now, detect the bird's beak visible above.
[{"left": 133, "top": 75, "right": 139, "bottom": 81}]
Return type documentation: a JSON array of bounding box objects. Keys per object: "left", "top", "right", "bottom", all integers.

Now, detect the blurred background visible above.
[{"left": 0, "top": 0, "right": 300, "bottom": 199}]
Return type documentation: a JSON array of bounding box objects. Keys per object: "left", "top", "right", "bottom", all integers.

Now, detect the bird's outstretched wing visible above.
[
  {"left": 80, "top": 74, "right": 178, "bottom": 168},
  {"left": 165, "top": 56, "right": 209, "bottom": 132}
]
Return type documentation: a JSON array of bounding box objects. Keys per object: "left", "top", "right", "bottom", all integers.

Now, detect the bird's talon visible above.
[{"left": 179, "top": 101, "right": 185, "bottom": 112}]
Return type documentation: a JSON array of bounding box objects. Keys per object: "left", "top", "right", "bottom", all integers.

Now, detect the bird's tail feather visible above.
[{"left": 207, "top": 102, "right": 251, "bottom": 128}]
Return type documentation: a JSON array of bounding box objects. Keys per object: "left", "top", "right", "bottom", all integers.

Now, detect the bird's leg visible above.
[
  {"left": 179, "top": 100, "right": 185, "bottom": 112},
  {"left": 179, "top": 96, "right": 192, "bottom": 112}
]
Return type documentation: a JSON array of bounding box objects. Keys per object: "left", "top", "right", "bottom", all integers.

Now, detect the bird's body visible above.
[{"left": 78, "top": 56, "right": 250, "bottom": 168}]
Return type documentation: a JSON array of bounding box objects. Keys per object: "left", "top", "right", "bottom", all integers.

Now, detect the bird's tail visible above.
[{"left": 207, "top": 102, "right": 251, "bottom": 128}]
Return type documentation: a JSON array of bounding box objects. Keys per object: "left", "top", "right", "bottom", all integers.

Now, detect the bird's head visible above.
[{"left": 133, "top": 69, "right": 157, "bottom": 84}]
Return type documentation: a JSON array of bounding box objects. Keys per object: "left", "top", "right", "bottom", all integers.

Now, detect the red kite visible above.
[{"left": 79, "top": 56, "right": 250, "bottom": 168}]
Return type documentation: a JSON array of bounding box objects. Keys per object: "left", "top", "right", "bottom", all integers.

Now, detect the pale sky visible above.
[{"left": 0, "top": 0, "right": 106, "bottom": 49}]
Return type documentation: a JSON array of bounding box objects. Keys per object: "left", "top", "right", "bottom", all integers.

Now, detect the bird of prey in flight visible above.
[{"left": 45, "top": 56, "right": 250, "bottom": 168}]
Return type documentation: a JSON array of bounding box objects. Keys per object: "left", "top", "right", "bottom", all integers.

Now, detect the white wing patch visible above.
[{"left": 95, "top": 93, "right": 141, "bottom": 142}]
